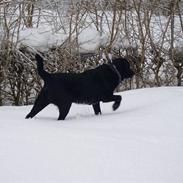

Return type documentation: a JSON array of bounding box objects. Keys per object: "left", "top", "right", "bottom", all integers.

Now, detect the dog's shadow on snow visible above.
[
  {"left": 65, "top": 105, "right": 147, "bottom": 122},
  {"left": 27, "top": 104, "right": 144, "bottom": 123},
  {"left": 28, "top": 110, "right": 132, "bottom": 123},
  {"left": 67, "top": 109, "right": 138, "bottom": 122}
]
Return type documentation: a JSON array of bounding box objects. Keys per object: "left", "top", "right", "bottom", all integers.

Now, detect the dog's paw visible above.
[
  {"left": 95, "top": 111, "right": 102, "bottom": 115},
  {"left": 25, "top": 114, "right": 31, "bottom": 119},
  {"left": 112, "top": 102, "right": 120, "bottom": 111}
]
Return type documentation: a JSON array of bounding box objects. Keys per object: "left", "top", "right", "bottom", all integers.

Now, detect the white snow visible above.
[
  {"left": 18, "top": 27, "right": 68, "bottom": 52},
  {"left": 16, "top": 13, "right": 183, "bottom": 53},
  {"left": 78, "top": 26, "right": 103, "bottom": 53},
  {"left": 0, "top": 87, "right": 183, "bottom": 182}
]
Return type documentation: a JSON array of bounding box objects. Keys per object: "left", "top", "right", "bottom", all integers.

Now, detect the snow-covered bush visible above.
[{"left": 0, "top": 0, "right": 183, "bottom": 105}]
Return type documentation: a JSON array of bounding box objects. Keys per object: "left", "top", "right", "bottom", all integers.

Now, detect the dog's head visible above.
[{"left": 113, "top": 58, "right": 134, "bottom": 79}]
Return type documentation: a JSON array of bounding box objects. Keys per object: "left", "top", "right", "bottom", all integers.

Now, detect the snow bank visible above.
[{"left": 18, "top": 26, "right": 67, "bottom": 52}]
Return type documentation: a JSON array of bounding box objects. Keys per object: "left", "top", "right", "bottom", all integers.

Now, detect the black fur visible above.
[{"left": 26, "top": 54, "right": 134, "bottom": 120}]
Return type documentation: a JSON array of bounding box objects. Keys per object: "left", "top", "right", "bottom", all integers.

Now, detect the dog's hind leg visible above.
[
  {"left": 57, "top": 102, "right": 72, "bottom": 120},
  {"left": 26, "top": 90, "right": 49, "bottom": 119},
  {"left": 102, "top": 95, "right": 122, "bottom": 111},
  {"left": 92, "top": 103, "right": 101, "bottom": 115}
]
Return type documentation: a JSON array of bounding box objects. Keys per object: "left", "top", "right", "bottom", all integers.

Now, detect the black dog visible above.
[{"left": 26, "top": 54, "right": 134, "bottom": 120}]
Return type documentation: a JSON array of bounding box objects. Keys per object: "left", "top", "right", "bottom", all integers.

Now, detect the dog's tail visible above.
[{"left": 35, "top": 54, "right": 50, "bottom": 81}]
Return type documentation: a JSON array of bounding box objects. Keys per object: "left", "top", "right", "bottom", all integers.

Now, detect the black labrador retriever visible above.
[{"left": 26, "top": 54, "right": 134, "bottom": 120}]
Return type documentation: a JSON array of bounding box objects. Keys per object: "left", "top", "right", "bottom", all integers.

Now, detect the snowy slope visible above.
[{"left": 0, "top": 87, "right": 183, "bottom": 182}]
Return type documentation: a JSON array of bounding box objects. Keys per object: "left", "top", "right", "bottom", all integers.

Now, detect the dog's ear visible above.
[{"left": 35, "top": 54, "right": 43, "bottom": 62}]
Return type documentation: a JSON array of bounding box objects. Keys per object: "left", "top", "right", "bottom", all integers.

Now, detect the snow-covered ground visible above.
[{"left": 0, "top": 87, "right": 183, "bottom": 182}]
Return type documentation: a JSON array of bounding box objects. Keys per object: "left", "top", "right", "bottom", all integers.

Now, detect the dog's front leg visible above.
[
  {"left": 92, "top": 103, "right": 102, "bottom": 115},
  {"left": 112, "top": 95, "right": 122, "bottom": 111},
  {"left": 57, "top": 102, "right": 72, "bottom": 120},
  {"left": 102, "top": 95, "right": 122, "bottom": 111}
]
